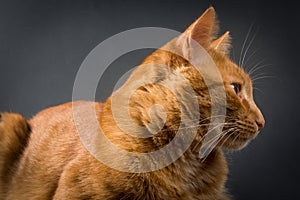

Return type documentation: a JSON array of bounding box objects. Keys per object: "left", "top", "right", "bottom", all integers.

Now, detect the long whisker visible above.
[
  {"left": 197, "top": 125, "right": 237, "bottom": 152},
  {"left": 175, "top": 114, "right": 233, "bottom": 125},
  {"left": 241, "top": 26, "right": 258, "bottom": 69},
  {"left": 192, "top": 123, "right": 230, "bottom": 152},
  {"left": 206, "top": 127, "right": 236, "bottom": 148},
  {"left": 249, "top": 64, "right": 272, "bottom": 77},
  {"left": 253, "top": 87, "right": 264, "bottom": 95},
  {"left": 251, "top": 73, "right": 269, "bottom": 80},
  {"left": 251, "top": 75, "right": 275, "bottom": 82},
  {"left": 199, "top": 128, "right": 237, "bottom": 161},
  {"left": 230, "top": 131, "right": 243, "bottom": 147},
  {"left": 248, "top": 59, "right": 266, "bottom": 75},
  {"left": 243, "top": 48, "right": 259, "bottom": 71},
  {"left": 218, "top": 128, "right": 239, "bottom": 147},
  {"left": 165, "top": 122, "right": 236, "bottom": 132},
  {"left": 239, "top": 23, "right": 254, "bottom": 68}
]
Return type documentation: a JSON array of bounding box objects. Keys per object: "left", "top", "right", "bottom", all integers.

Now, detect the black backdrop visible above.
[{"left": 0, "top": 0, "right": 299, "bottom": 199}]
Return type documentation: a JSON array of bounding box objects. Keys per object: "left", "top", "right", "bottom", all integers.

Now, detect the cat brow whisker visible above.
[
  {"left": 251, "top": 72, "right": 270, "bottom": 79},
  {"left": 251, "top": 71, "right": 272, "bottom": 77},
  {"left": 243, "top": 48, "right": 260, "bottom": 71},
  {"left": 247, "top": 59, "right": 266, "bottom": 75},
  {"left": 253, "top": 87, "right": 264, "bottom": 95},
  {"left": 249, "top": 64, "right": 271, "bottom": 78},
  {"left": 249, "top": 64, "right": 272, "bottom": 77},
  {"left": 249, "top": 64, "right": 272, "bottom": 79},
  {"left": 251, "top": 75, "right": 275, "bottom": 82},
  {"left": 241, "top": 26, "right": 258, "bottom": 69},
  {"left": 239, "top": 22, "right": 254, "bottom": 68}
]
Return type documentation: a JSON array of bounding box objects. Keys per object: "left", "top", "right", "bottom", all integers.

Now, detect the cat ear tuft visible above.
[{"left": 211, "top": 31, "right": 232, "bottom": 55}]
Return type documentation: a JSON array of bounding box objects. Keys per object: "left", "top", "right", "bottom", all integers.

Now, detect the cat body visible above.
[
  {"left": 2, "top": 101, "right": 228, "bottom": 200},
  {"left": 0, "top": 7, "right": 264, "bottom": 199}
]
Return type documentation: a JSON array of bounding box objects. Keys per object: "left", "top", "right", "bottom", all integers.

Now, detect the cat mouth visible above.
[{"left": 218, "top": 127, "right": 259, "bottom": 149}]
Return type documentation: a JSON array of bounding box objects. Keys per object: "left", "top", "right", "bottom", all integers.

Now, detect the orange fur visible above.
[{"left": 0, "top": 7, "right": 264, "bottom": 199}]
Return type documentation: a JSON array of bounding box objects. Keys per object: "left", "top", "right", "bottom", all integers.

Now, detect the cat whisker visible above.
[
  {"left": 199, "top": 128, "right": 237, "bottom": 161},
  {"left": 241, "top": 27, "right": 258, "bottom": 69},
  {"left": 239, "top": 24, "right": 251, "bottom": 67},
  {"left": 204, "top": 127, "right": 236, "bottom": 149},
  {"left": 249, "top": 64, "right": 272, "bottom": 77},
  {"left": 253, "top": 87, "right": 264, "bottom": 95},
  {"left": 249, "top": 64, "right": 272, "bottom": 80},
  {"left": 251, "top": 71, "right": 271, "bottom": 78},
  {"left": 177, "top": 114, "right": 233, "bottom": 125},
  {"left": 162, "top": 122, "right": 236, "bottom": 133},
  {"left": 239, "top": 22, "right": 254, "bottom": 68},
  {"left": 251, "top": 75, "right": 275, "bottom": 82},
  {"left": 248, "top": 61, "right": 270, "bottom": 76},
  {"left": 243, "top": 48, "right": 260, "bottom": 71},
  {"left": 218, "top": 128, "right": 239, "bottom": 147},
  {"left": 197, "top": 116, "right": 235, "bottom": 123},
  {"left": 201, "top": 123, "right": 236, "bottom": 136},
  {"left": 192, "top": 123, "right": 235, "bottom": 153},
  {"left": 230, "top": 131, "right": 243, "bottom": 147}
]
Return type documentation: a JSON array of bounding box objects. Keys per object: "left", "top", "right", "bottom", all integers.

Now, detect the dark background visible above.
[{"left": 0, "top": 0, "right": 299, "bottom": 199}]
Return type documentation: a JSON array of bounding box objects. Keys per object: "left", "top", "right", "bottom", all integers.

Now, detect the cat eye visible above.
[{"left": 231, "top": 83, "right": 241, "bottom": 94}]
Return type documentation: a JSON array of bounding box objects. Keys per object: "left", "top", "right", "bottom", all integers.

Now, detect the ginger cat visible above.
[{"left": 0, "top": 7, "right": 264, "bottom": 200}]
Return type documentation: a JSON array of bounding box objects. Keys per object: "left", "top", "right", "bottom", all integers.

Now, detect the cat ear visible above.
[
  {"left": 211, "top": 31, "right": 232, "bottom": 55},
  {"left": 183, "top": 7, "right": 219, "bottom": 49},
  {"left": 176, "top": 7, "right": 219, "bottom": 59}
]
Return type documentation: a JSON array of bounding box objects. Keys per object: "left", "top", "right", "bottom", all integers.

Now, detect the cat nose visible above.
[
  {"left": 255, "top": 118, "right": 265, "bottom": 130},
  {"left": 249, "top": 102, "right": 265, "bottom": 131}
]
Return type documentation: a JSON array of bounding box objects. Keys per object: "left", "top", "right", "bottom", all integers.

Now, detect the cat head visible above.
[
  {"left": 116, "top": 7, "right": 265, "bottom": 153},
  {"left": 139, "top": 7, "right": 265, "bottom": 150},
  {"left": 175, "top": 7, "right": 265, "bottom": 150}
]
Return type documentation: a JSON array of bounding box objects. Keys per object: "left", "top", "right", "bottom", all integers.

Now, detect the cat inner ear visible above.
[
  {"left": 211, "top": 31, "right": 232, "bottom": 56},
  {"left": 177, "top": 7, "right": 219, "bottom": 59}
]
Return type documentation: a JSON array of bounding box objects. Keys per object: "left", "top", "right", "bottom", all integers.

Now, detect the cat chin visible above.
[{"left": 222, "top": 138, "right": 251, "bottom": 150}]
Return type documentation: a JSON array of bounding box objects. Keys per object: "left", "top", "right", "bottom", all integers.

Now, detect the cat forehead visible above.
[
  {"left": 211, "top": 52, "right": 251, "bottom": 85},
  {"left": 225, "top": 67, "right": 249, "bottom": 83}
]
